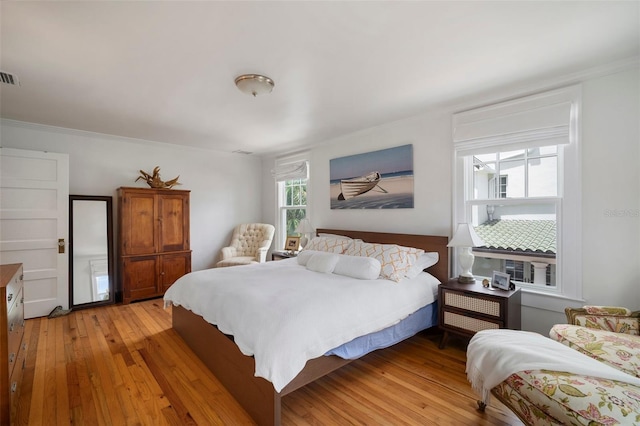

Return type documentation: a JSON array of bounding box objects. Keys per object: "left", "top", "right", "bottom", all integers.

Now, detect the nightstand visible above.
[
  {"left": 438, "top": 278, "right": 521, "bottom": 348},
  {"left": 271, "top": 251, "right": 297, "bottom": 261}
]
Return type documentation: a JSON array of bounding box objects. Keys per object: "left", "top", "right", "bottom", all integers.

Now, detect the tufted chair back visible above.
[{"left": 216, "top": 223, "right": 275, "bottom": 267}]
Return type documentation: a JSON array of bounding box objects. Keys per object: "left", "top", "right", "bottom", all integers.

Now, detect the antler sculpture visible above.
[{"left": 136, "top": 166, "right": 181, "bottom": 189}]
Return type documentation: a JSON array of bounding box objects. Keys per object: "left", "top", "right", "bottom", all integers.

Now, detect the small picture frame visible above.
[
  {"left": 491, "top": 271, "right": 511, "bottom": 291},
  {"left": 284, "top": 236, "right": 300, "bottom": 253}
]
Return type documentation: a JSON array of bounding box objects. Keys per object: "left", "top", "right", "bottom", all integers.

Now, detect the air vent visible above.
[
  {"left": 0, "top": 71, "right": 20, "bottom": 86},
  {"left": 232, "top": 150, "right": 253, "bottom": 155}
]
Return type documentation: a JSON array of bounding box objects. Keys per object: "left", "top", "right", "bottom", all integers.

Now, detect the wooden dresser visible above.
[
  {"left": 118, "top": 187, "right": 191, "bottom": 304},
  {"left": 1, "top": 263, "right": 26, "bottom": 424}
]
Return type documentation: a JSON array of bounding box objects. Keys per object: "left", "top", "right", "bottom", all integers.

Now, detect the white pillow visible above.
[
  {"left": 333, "top": 255, "right": 381, "bottom": 280},
  {"left": 344, "top": 240, "right": 424, "bottom": 282},
  {"left": 405, "top": 252, "right": 439, "bottom": 279},
  {"left": 305, "top": 236, "right": 353, "bottom": 254},
  {"left": 297, "top": 250, "right": 321, "bottom": 266},
  {"left": 306, "top": 252, "right": 340, "bottom": 273}
]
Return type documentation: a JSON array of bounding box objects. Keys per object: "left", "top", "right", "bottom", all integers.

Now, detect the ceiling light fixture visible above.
[{"left": 234, "top": 74, "right": 274, "bottom": 97}]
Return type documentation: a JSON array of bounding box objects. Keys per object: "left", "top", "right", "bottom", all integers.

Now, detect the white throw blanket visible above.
[
  {"left": 164, "top": 258, "right": 438, "bottom": 392},
  {"left": 466, "top": 329, "right": 640, "bottom": 404}
]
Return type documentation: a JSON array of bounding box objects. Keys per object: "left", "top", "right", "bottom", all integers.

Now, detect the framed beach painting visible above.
[{"left": 330, "top": 144, "right": 414, "bottom": 209}]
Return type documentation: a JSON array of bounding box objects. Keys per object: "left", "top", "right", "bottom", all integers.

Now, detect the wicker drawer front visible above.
[
  {"left": 443, "top": 311, "right": 501, "bottom": 333},
  {"left": 444, "top": 291, "right": 500, "bottom": 317}
]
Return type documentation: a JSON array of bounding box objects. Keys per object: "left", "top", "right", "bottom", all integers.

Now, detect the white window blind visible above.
[
  {"left": 453, "top": 86, "right": 579, "bottom": 156},
  {"left": 271, "top": 160, "right": 308, "bottom": 182}
]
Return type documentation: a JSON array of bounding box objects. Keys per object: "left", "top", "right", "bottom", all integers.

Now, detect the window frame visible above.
[
  {"left": 452, "top": 85, "right": 583, "bottom": 307},
  {"left": 465, "top": 153, "right": 561, "bottom": 292},
  {"left": 277, "top": 177, "right": 308, "bottom": 250},
  {"left": 273, "top": 153, "right": 310, "bottom": 251},
  {"left": 498, "top": 175, "right": 507, "bottom": 198}
]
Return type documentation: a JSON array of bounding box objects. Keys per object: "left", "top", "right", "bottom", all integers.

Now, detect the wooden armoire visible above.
[{"left": 118, "top": 187, "right": 191, "bottom": 304}]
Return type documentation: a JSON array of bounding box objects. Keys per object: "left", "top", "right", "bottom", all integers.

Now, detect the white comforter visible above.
[{"left": 164, "top": 258, "right": 438, "bottom": 392}]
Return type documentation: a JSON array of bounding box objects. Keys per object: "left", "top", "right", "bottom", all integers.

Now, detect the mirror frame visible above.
[{"left": 69, "top": 195, "right": 115, "bottom": 310}]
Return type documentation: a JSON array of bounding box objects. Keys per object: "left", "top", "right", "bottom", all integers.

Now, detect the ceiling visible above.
[{"left": 1, "top": 1, "right": 638, "bottom": 156}]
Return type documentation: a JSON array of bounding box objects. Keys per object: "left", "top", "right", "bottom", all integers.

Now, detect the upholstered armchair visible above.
[{"left": 216, "top": 223, "right": 275, "bottom": 267}]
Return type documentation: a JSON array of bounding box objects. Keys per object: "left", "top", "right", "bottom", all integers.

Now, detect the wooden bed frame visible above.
[{"left": 172, "top": 229, "right": 449, "bottom": 425}]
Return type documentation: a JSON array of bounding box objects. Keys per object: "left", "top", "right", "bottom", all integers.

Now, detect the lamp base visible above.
[{"left": 457, "top": 275, "right": 476, "bottom": 284}]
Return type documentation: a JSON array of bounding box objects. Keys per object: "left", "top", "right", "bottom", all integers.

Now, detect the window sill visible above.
[{"left": 520, "top": 287, "right": 584, "bottom": 313}]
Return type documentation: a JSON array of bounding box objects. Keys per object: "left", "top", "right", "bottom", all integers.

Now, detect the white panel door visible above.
[{"left": 0, "top": 147, "right": 69, "bottom": 318}]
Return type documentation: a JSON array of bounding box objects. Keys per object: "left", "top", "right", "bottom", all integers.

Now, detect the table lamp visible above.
[
  {"left": 295, "top": 218, "right": 315, "bottom": 249},
  {"left": 447, "top": 223, "right": 485, "bottom": 283}
]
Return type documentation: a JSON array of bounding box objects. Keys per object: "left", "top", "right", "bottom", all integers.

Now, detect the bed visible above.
[{"left": 165, "top": 229, "right": 449, "bottom": 425}]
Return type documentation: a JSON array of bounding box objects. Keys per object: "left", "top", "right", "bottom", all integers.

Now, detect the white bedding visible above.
[{"left": 164, "top": 257, "right": 439, "bottom": 392}]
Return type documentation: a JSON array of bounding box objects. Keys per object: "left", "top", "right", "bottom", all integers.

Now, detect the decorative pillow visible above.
[
  {"left": 400, "top": 245, "right": 425, "bottom": 271},
  {"left": 304, "top": 236, "right": 353, "bottom": 254},
  {"left": 405, "top": 252, "right": 439, "bottom": 279},
  {"left": 344, "top": 240, "right": 424, "bottom": 282},
  {"left": 306, "top": 252, "right": 340, "bottom": 273},
  {"left": 333, "top": 255, "right": 381, "bottom": 280}
]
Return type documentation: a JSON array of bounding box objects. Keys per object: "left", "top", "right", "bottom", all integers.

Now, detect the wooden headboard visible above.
[{"left": 316, "top": 228, "right": 450, "bottom": 283}]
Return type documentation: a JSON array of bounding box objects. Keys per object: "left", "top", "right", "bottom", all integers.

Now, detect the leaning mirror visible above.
[{"left": 69, "top": 195, "right": 114, "bottom": 309}]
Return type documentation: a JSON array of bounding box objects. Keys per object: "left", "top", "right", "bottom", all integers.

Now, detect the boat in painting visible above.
[{"left": 338, "top": 171, "right": 387, "bottom": 200}]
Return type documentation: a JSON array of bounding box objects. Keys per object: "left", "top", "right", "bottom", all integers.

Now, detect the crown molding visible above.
[
  {"left": 447, "top": 56, "right": 639, "bottom": 114},
  {"left": 0, "top": 118, "right": 236, "bottom": 155}
]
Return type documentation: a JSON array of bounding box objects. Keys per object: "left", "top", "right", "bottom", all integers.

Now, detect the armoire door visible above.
[
  {"left": 159, "top": 252, "right": 191, "bottom": 293},
  {"left": 120, "top": 191, "right": 157, "bottom": 256},
  {"left": 157, "top": 193, "right": 189, "bottom": 253},
  {"left": 122, "top": 256, "right": 158, "bottom": 303}
]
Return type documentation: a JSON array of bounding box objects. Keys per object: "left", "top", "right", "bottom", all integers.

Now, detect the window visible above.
[
  {"left": 453, "top": 85, "right": 581, "bottom": 300},
  {"left": 499, "top": 175, "right": 507, "bottom": 198},
  {"left": 90, "top": 259, "right": 110, "bottom": 301},
  {"left": 468, "top": 146, "right": 558, "bottom": 289},
  {"left": 278, "top": 178, "right": 307, "bottom": 247},
  {"left": 487, "top": 174, "right": 508, "bottom": 199},
  {"left": 272, "top": 155, "right": 309, "bottom": 250}
]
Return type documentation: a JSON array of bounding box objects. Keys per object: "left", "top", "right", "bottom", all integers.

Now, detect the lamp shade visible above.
[
  {"left": 295, "top": 218, "right": 314, "bottom": 234},
  {"left": 447, "top": 223, "right": 485, "bottom": 248}
]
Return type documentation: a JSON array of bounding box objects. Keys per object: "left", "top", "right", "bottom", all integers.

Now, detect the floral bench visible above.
[
  {"left": 468, "top": 306, "right": 640, "bottom": 425},
  {"left": 551, "top": 306, "right": 639, "bottom": 379}
]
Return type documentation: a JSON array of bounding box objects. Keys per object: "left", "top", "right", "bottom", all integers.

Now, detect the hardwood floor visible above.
[{"left": 15, "top": 299, "right": 522, "bottom": 425}]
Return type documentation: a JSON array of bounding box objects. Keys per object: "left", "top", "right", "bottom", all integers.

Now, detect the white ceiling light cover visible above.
[{"left": 235, "top": 74, "right": 275, "bottom": 97}]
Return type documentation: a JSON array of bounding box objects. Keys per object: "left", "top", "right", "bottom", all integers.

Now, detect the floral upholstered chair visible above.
[{"left": 216, "top": 223, "right": 275, "bottom": 267}]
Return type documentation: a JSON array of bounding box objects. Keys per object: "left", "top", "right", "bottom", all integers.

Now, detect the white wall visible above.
[
  {"left": 262, "top": 65, "right": 640, "bottom": 334},
  {"left": 262, "top": 111, "right": 452, "bottom": 238},
  {"left": 522, "top": 67, "right": 640, "bottom": 333},
  {"left": 1, "top": 120, "right": 264, "bottom": 274},
  {"left": 581, "top": 69, "right": 640, "bottom": 306}
]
